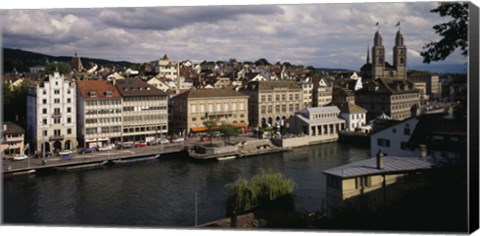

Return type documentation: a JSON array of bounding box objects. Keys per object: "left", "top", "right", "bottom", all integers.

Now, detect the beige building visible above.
[
  {"left": 323, "top": 154, "right": 432, "bottom": 213},
  {"left": 76, "top": 80, "right": 123, "bottom": 148},
  {"left": 408, "top": 72, "right": 442, "bottom": 99},
  {"left": 154, "top": 54, "right": 179, "bottom": 81},
  {"left": 172, "top": 89, "right": 249, "bottom": 132},
  {"left": 355, "top": 78, "right": 420, "bottom": 122},
  {"left": 240, "top": 80, "right": 303, "bottom": 127},
  {"left": 115, "top": 78, "right": 169, "bottom": 142},
  {"left": 1, "top": 122, "right": 25, "bottom": 156}
]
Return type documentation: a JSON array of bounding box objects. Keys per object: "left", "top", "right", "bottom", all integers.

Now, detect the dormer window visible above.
[
  {"left": 89, "top": 91, "right": 97, "bottom": 97},
  {"left": 105, "top": 91, "right": 113, "bottom": 97}
]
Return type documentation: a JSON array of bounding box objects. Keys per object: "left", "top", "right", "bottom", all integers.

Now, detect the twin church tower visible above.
[{"left": 362, "top": 29, "right": 407, "bottom": 80}]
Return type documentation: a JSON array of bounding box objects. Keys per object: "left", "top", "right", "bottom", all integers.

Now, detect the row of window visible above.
[
  {"left": 42, "top": 117, "right": 73, "bottom": 125},
  {"left": 123, "top": 114, "right": 168, "bottom": 122},
  {"left": 260, "top": 104, "right": 301, "bottom": 114},
  {"left": 86, "top": 109, "right": 122, "bottom": 115},
  {"left": 42, "top": 128, "right": 72, "bottom": 136},
  {"left": 123, "top": 96, "right": 167, "bottom": 102},
  {"left": 42, "top": 88, "right": 73, "bottom": 95},
  {"left": 191, "top": 103, "right": 245, "bottom": 113},
  {"left": 42, "top": 98, "right": 72, "bottom": 104},
  {"left": 123, "top": 125, "right": 167, "bottom": 134},
  {"left": 261, "top": 93, "right": 301, "bottom": 102},
  {"left": 86, "top": 117, "right": 122, "bottom": 124},
  {"left": 85, "top": 100, "right": 121, "bottom": 106}
]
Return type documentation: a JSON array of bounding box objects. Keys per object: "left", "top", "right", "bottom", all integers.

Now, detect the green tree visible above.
[
  {"left": 255, "top": 58, "right": 270, "bottom": 66},
  {"left": 225, "top": 169, "right": 295, "bottom": 215},
  {"left": 46, "top": 61, "right": 72, "bottom": 74},
  {"left": 421, "top": 2, "right": 468, "bottom": 63},
  {"left": 3, "top": 80, "right": 32, "bottom": 127},
  {"left": 203, "top": 120, "right": 218, "bottom": 146},
  {"left": 219, "top": 123, "right": 240, "bottom": 145}
]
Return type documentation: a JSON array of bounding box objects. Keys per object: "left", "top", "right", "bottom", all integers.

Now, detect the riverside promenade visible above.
[{"left": 3, "top": 134, "right": 261, "bottom": 176}]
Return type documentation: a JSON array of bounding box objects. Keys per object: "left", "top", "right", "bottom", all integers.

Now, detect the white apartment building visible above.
[
  {"left": 316, "top": 78, "right": 333, "bottom": 107},
  {"left": 154, "top": 54, "right": 179, "bottom": 81},
  {"left": 76, "top": 80, "right": 123, "bottom": 148},
  {"left": 299, "top": 78, "right": 314, "bottom": 108},
  {"left": 370, "top": 117, "right": 419, "bottom": 157},
  {"left": 27, "top": 72, "right": 77, "bottom": 153}
]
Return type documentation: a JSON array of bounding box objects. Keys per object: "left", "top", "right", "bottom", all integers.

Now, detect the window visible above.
[
  {"left": 276, "top": 95, "right": 280, "bottom": 101},
  {"left": 282, "top": 94, "right": 286, "bottom": 101},
  {"left": 275, "top": 105, "right": 280, "bottom": 113},
  {"left": 239, "top": 103, "right": 244, "bottom": 110},
  {"left": 392, "top": 128, "right": 396, "bottom": 133},
  {"left": 43, "top": 90, "right": 46, "bottom": 95},
  {"left": 67, "top": 117, "right": 71, "bottom": 123},
  {"left": 43, "top": 108, "right": 47, "bottom": 114},
  {"left": 232, "top": 103, "right": 236, "bottom": 111},
  {"left": 191, "top": 104, "right": 197, "bottom": 113},
  {"left": 192, "top": 118, "right": 197, "bottom": 121},
  {"left": 67, "top": 98, "right": 71, "bottom": 103},
  {"left": 42, "top": 119, "right": 47, "bottom": 125},
  {"left": 54, "top": 99, "right": 60, "bottom": 104},
  {"left": 289, "top": 94, "right": 293, "bottom": 100},
  {"left": 89, "top": 91, "right": 97, "bottom": 97},
  {"left": 43, "top": 130, "right": 47, "bottom": 136},
  {"left": 67, "top": 107, "right": 71, "bottom": 113},
  {"left": 355, "top": 176, "right": 372, "bottom": 188},
  {"left": 67, "top": 128, "right": 72, "bottom": 134},
  {"left": 267, "top": 105, "right": 272, "bottom": 113},
  {"left": 261, "top": 95, "right": 266, "bottom": 102},
  {"left": 42, "top": 99, "right": 47, "bottom": 104},
  {"left": 200, "top": 104, "right": 205, "bottom": 112},
  {"left": 105, "top": 91, "right": 112, "bottom": 97},
  {"left": 216, "top": 103, "right": 221, "bottom": 112},
  {"left": 54, "top": 118, "right": 60, "bottom": 124},
  {"left": 54, "top": 90, "right": 60, "bottom": 94},
  {"left": 54, "top": 108, "right": 60, "bottom": 114},
  {"left": 404, "top": 128, "right": 411, "bottom": 135},
  {"left": 261, "top": 106, "right": 266, "bottom": 114},
  {"left": 377, "top": 138, "right": 390, "bottom": 147}
]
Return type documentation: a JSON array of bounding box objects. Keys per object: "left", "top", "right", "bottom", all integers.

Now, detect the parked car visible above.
[
  {"left": 171, "top": 137, "right": 185, "bottom": 143},
  {"left": 98, "top": 145, "right": 114, "bottom": 151},
  {"left": 58, "top": 150, "right": 73, "bottom": 156},
  {"left": 78, "top": 147, "right": 97, "bottom": 154},
  {"left": 147, "top": 139, "right": 159, "bottom": 146},
  {"left": 200, "top": 136, "right": 211, "bottom": 142},
  {"left": 159, "top": 139, "right": 170, "bottom": 144},
  {"left": 118, "top": 142, "right": 133, "bottom": 149},
  {"left": 61, "top": 154, "right": 73, "bottom": 161},
  {"left": 134, "top": 142, "right": 147, "bottom": 148},
  {"left": 13, "top": 154, "right": 28, "bottom": 161}
]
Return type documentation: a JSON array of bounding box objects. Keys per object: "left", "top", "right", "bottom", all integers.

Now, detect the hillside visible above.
[{"left": 3, "top": 48, "right": 134, "bottom": 73}]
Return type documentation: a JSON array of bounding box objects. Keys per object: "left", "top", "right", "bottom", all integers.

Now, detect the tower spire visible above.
[{"left": 367, "top": 43, "right": 370, "bottom": 64}]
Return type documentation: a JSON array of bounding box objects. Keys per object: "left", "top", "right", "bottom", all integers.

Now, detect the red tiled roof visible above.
[{"left": 77, "top": 80, "right": 121, "bottom": 99}]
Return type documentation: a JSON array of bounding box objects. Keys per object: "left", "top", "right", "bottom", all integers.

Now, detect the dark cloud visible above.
[{"left": 98, "top": 5, "right": 284, "bottom": 31}]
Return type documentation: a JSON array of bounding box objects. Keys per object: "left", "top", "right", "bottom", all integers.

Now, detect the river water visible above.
[{"left": 3, "top": 143, "right": 369, "bottom": 227}]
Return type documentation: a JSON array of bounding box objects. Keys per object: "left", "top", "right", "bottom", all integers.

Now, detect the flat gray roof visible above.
[{"left": 323, "top": 156, "right": 433, "bottom": 178}]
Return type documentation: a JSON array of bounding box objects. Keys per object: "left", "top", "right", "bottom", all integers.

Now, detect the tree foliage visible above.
[
  {"left": 255, "top": 58, "right": 271, "bottom": 66},
  {"left": 45, "top": 61, "right": 72, "bottom": 75},
  {"left": 203, "top": 120, "right": 218, "bottom": 145},
  {"left": 226, "top": 169, "right": 295, "bottom": 215},
  {"left": 219, "top": 123, "right": 240, "bottom": 144},
  {"left": 3, "top": 80, "right": 33, "bottom": 127},
  {"left": 421, "top": 2, "right": 468, "bottom": 63}
]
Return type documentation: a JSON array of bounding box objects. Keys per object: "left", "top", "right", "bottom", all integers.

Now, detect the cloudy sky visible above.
[{"left": 1, "top": 1, "right": 467, "bottom": 70}]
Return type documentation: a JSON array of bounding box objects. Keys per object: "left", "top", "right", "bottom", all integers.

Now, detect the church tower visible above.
[
  {"left": 372, "top": 31, "right": 385, "bottom": 80},
  {"left": 393, "top": 30, "right": 407, "bottom": 80}
]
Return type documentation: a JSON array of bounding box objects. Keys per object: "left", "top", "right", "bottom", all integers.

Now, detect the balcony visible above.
[
  {"left": 49, "top": 135, "right": 64, "bottom": 141},
  {"left": 51, "top": 113, "right": 62, "bottom": 118}
]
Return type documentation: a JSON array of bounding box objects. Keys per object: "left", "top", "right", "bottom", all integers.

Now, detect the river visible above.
[{"left": 3, "top": 142, "right": 369, "bottom": 227}]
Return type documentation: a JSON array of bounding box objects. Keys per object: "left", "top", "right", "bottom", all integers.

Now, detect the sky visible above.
[{"left": 0, "top": 0, "right": 469, "bottom": 71}]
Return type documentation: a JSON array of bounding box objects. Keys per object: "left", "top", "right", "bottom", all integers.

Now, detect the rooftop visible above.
[
  {"left": 77, "top": 80, "right": 121, "bottom": 99},
  {"left": 323, "top": 156, "right": 433, "bottom": 178},
  {"left": 115, "top": 78, "right": 168, "bottom": 97},
  {"left": 3, "top": 121, "right": 25, "bottom": 134}
]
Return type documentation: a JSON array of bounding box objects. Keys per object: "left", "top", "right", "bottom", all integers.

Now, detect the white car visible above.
[
  {"left": 172, "top": 137, "right": 185, "bottom": 143},
  {"left": 59, "top": 150, "right": 73, "bottom": 156},
  {"left": 160, "top": 139, "right": 170, "bottom": 144},
  {"left": 13, "top": 154, "right": 28, "bottom": 161},
  {"left": 98, "top": 145, "right": 114, "bottom": 151}
]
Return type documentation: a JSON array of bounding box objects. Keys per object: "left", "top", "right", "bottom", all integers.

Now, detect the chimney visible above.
[
  {"left": 376, "top": 149, "right": 384, "bottom": 169},
  {"left": 3, "top": 124, "right": 6, "bottom": 132},
  {"left": 419, "top": 144, "right": 427, "bottom": 158}
]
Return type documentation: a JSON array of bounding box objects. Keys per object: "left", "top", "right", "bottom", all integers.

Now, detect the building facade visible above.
[
  {"left": 288, "top": 106, "right": 345, "bottom": 142},
  {"left": 27, "top": 72, "right": 77, "bottom": 153},
  {"left": 1, "top": 122, "right": 25, "bottom": 156},
  {"left": 240, "top": 80, "right": 303, "bottom": 127},
  {"left": 76, "top": 80, "right": 123, "bottom": 148},
  {"left": 154, "top": 54, "right": 179, "bottom": 81},
  {"left": 172, "top": 89, "right": 249, "bottom": 132},
  {"left": 355, "top": 78, "right": 420, "bottom": 122},
  {"left": 115, "top": 78, "right": 169, "bottom": 142},
  {"left": 323, "top": 154, "right": 432, "bottom": 213}
]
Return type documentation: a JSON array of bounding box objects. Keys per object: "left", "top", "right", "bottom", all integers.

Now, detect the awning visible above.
[
  {"left": 191, "top": 123, "right": 249, "bottom": 132},
  {"left": 233, "top": 123, "right": 248, "bottom": 128},
  {"left": 191, "top": 126, "right": 209, "bottom": 132}
]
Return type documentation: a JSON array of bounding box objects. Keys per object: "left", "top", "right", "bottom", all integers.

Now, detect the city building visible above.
[
  {"left": 26, "top": 72, "right": 77, "bottom": 153},
  {"left": 298, "top": 77, "right": 314, "bottom": 108},
  {"left": 331, "top": 87, "right": 367, "bottom": 132},
  {"left": 1, "top": 122, "right": 25, "bottom": 156},
  {"left": 355, "top": 78, "right": 420, "bottom": 122},
  {"left": 408, "top": 71, "right": 442, "bottom": 100},
  {"left": 76, "top": 80, "right": 123, "bottom": 148},
  {"left": 171, "top": 88, "right": 249, "bottom": 132},
  {"left": 288, "top": 106, "right": 345, "bottom": 143},
  {"left": 323, "top": 153, "right": 433, "bottom": 213},
  {"left": 146, "top": 77, "right": 171, "bottom": 92},
  {"left": 240, "top": 80, "right": 303, "bottom": 127},
  {"left": 154, "top": 54, "right": 179, "bottom": 81},
  {"left": 315, "top": 78, "right": 333, "bottom": 107},
  {"left": 115, "top": 78, "right": 169, "bottom": 142},
  {"left": 370, "top": 116, "right": 419, "bottom": 157}
]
